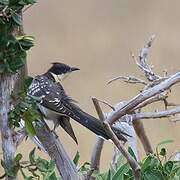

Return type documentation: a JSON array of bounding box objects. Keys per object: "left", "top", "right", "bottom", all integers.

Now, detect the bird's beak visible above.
[{"left": 70, "top": 67, "right": 80, "bottom": 72}]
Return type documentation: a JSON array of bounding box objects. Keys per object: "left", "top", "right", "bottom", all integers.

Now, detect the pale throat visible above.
[{"left": 50, "top": 72, "right": 70, "bottom": 83}]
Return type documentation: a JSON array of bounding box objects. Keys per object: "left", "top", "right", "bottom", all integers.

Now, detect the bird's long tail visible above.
[{"left": 70, "top": 108, "right": 130, "bottom": 142}]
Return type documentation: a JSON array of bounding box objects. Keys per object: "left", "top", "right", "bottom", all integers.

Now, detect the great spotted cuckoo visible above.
[{"left": 28, "top": 62, "right": 129, "bottom": 144}]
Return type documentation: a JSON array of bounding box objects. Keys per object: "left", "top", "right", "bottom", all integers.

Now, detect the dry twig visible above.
[
  {"left": 103, "top": 121, "right": 141, "bottom": 180},
  {"left": 136, "top": 35, "right": 161, "bottom": 81},
  {"left": 108, "top": 75, "right": 147, "bottom": 85},
  {"left": 132, "top": 106, "right": 180, "bottom": 121},
  {"left": 133, "top": 93, "right": 168, "bottom": 111},
  {"left": 89, "top": 98, "right": 106, "bottom": 180},
  {"left": 92, "top": 97, "right": 115, "bottom": 111},
  {"left": 132, "top": 120, "right": 153, "bottom": 154}
]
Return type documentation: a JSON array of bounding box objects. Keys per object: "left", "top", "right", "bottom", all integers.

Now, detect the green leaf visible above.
[
  {"left": 24, "top": 114, "right": 36, "bottom": 136},
  {"left": 96, "top": 175, "right": 104, "bottom": 180},
  {"left": 18, "top": 0, "right": 36, "bottom": 5},
  {"left": 29, "top": 148, "right": 36, "bottom": 164},
  {"left": 26, "top": 0, "right": 36, "bottom": 4},
  {"left": 48, "top": 172, "right": 59, "bottom": 180},
  {"left": 4, "top": 166, "right": 17, "bottom": 178},
  {"left": 73, "top": 151, "right": 80, "bottom": 166},
  {"left": 0, "top": 0, "right": 9, "bottom": 5},
  {"left": 157, "top": 140, "right": 174, "bottom": 147},
  {"left": 48, "top": 160, "right": 55, "bottom": 172},
  {"left": 105, "top": 169, "right": 112, "bottom": 180},
  {"left": 170, "top": 163, "right": 180, "bottom": 178},
  {"left": 24, "top": 76, "right": 33, "bottom": 90},
  {"left": 79, "top": 162, "right": 91, "bottom": 173},
  {"left": 43, "top": 161, "right": 56, "bottom": 180},
  {"left": 23, "top": 109, "right": 38, "bottom": 122},
  {"left": 36, "top": 158, "right": 49, "bottom": 172},
  {"left": 141, "top": 155, "right": 160, "bottom": 172},
  {"left": 7, "top": 57, "right": 25, "bottom": 72},
  {"left": 164, "top": 161, "right": 174, "bottom": 175},
  {"left": 112, "top": 163, "right": 130, "bottom": 180},
  {"left": 14, "top": 153, "right": 23, "bottom": 163},
  {"left": 115, "top": 154, "right": 125, "bottom": 169},
  {"left": 143, "top": 169, "right": 165, "bottom": 180},
  {"left": 128, "top": 147, "right": 137, "bottom": 161},
  {"left": 0, "top": 64, "right": 6, "bottom": 73},
  {"left": 17, "top": 35, "right": 34, "bottom": 50},
  {"left": 123, "top": 172, "right": 134, "bottom": 180},
  {"left": 109, "top": 165, "right": 116, "bottom": 176},
  {"left": 12, "top": 13, "right": 22, "bottom": 26},
  {"left": 25, "top": 177, "right": 33, "bottom": 180}
]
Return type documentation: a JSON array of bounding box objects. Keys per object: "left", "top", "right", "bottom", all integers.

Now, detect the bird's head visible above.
[{"left": 47, "top": 62, "right": 80, "bottom": 82}]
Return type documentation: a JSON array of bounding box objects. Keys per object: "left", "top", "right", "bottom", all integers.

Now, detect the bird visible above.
[{"left": 28, "top": 62, "right": 129, "bottom": 144}]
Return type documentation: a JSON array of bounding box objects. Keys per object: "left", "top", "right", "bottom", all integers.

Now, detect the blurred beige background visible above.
[{"left": 2, "top": 0, "right": 180, "bottom": 174}]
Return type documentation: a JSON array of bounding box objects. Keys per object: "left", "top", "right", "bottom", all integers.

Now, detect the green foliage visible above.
[
  {"left": 73, "top": 151, "right": 80, "bottom": 166},
  {"left": 0, "top": 34, "right": 34, "bottom": 74},
  {"left": 9, "top": 76, "right": 40, "bottom": 136},
  {"left": 0, "top": 148, "right": 60, "bottom": 179},
  {"left": 0, "top": 0, "right": 35, "bottom": 74},
  {"left": 74, "top": 144, "right": 180, "bottom": 180}
]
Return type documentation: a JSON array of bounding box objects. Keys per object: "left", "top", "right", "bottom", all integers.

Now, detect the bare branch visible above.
[
  {"left": 132, "top": 106, "right": 180, "bottom": 121},
  {"left": 106, "top": 72, "right": 180, "bottom": 125},
  {"left": 111, "top": 146, "right": 120, "bottom": 169},
  {"left": 133, "top": 93, "right": 168, "bottom": 111},
  {"left": 103, "top": 121, "right": 141, "bottom": 180},
  {"left": 0, "top": 75, "right": 16, "bottom": 180},
  {"left": 13, "top": 129, "right": 27, "bottom": 148},
  {"left": 108, "top": 75, "right": 147, "bottom": 85},
  {"left": 90, "top": 138, "right": 104, "bottom": 172},
  {"left": 171, "top": 118, "right": 180, "bottom": 123},
  {"left": 90, "top": 98, "right": 105, "bottom": 173},
  {"left": 107, "top": 101, "right": 153, "bottom": 156},
  {"left": 35, "top": 120, "right": 81, "bottom": 180},
  {"left": 136, "top": 35, "right": 161, "bottom": 81},
  {"left": 144, "top": 77, "right": 169, "bottom": 89},
  {"left": 163, "top": 99, "right": 180, "bottom": 109},
  {"left": 92, "top": 97, "right": 115, "bottom": 111},
  {"left": 133, "top": 120, "right": 153, "bottom": 154}
]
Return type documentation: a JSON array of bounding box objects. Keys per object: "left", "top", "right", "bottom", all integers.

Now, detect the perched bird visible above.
[{"left": 28, "top": 62, "right": 129, "bottom": 143}]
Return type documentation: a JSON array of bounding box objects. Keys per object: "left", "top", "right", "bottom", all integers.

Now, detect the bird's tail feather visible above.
[{"left": 70, "top": 108, "right": 129, "bottom": 142}]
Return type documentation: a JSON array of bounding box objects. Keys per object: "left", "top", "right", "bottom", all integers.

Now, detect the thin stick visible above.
[
  {"left": 90, "top": 98, "right": 105, "bottom": 172},
  {"left": 92, "top": 97, "right": 115, "bottom": 111},
  {"left": 103, "top": 121, "right": 141, "bottom": 180},
  {"left": 133, "top": 93, "right": 168, "bottom": 111},
  {"left": 108, "top": 76, "right": 147, "bottom": 85},
  {"left": 171, "top": 119, "right": 180, "bottom": 123},
  {"left": 132, "top": 106, "right": 180, "bottom": 120},
  {"left": 133, "top": 120, "right": 153, "bottom": 154}
]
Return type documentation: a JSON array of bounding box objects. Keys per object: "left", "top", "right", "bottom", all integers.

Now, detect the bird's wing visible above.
[
  {"left": 28, "top": 75, "right": 78, "bottom": 143},
  {"left": 28, "top": 75, "right": 81, "bottom": 120}
]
